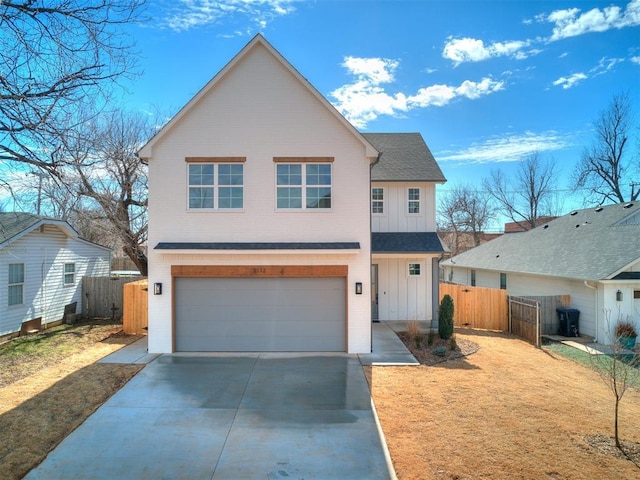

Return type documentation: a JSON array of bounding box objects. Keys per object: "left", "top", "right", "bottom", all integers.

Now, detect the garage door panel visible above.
[{"left": 175, "top": 277, "right": 346, "bottom": 352}]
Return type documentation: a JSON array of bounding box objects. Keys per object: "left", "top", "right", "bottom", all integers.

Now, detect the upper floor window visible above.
[
  {"left": 471, "top": 270, "right": 476, "bottom": 287},
  {"left": 64, "top": 263, "right": 76, "bottom": 285},
  {"left": 276, "top": 163, "right": 331, "bottom": 209},
  {"left": 188, "top": 162, "right": 244, "bottom": 210},
  {"left": 500, "top": 272, "right": 507, "bottom": 290},
  {"left": 8, "top": 263, "right": 24, "bottom": 306},
  {"left": 372, "top": 188, "right": 384, "bottom": 214},
  {"left": 408, "top": 188, "right": 420, "bottom": 214}
]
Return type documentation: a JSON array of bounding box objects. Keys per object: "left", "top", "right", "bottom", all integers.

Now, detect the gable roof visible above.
[
  {"left": 365, "top": 133, "right": 446, "bottom": 182},
  {"left": 138, "top": 34, "right": 378, "bottom": 160},
  {"left": 441, "top": 202, "right": 640, "bottom": 281},
  {"left": 372, "top": 232, "right": 444, "bottom": 254},
  {"left": 0, "top": 212, "right": 109, "bottom": 251}
]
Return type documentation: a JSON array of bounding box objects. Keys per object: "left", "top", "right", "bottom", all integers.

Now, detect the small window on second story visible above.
[
  {"left": 471, "top": 269, "right": 476, "bottom": 287},
  {"left": 372, "top": 188, "right": 384, "bottom": 214},
  {"left": 188, "top": 163, "right": 244, "bottom": 210},
  {"left": 408, "top": 263, "right": 421, "bottom": 276},
  {"left": 500, "top": 272, "right": 507, "bottom": 290},
  {"left": 408, "top": 188, "right": 420, "bottom": 214}
]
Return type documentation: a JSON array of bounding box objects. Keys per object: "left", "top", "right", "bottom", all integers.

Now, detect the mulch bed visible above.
[
  {"left": 585, "top": 434, "right": 640, "bottom": 466},
  {"left": 396, "top": 331, "right": 479, "bottom": 365}
]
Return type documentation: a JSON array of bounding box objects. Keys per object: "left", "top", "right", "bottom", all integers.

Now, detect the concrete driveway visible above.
[{"left": 25, "top": 351, "right": 396, "bottom": 479}]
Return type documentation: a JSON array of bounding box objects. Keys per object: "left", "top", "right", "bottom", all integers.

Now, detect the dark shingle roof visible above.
[
  {"left": 372, "top": 232, "right": 444, "bottom": 254},
  {"left": 0, "top": 212, "right": 44, "bottom": 245},
  {"left": 155, "top": 242, "right": 360, "bottom": 250},
  {"left": 364, "top": 133, "right": 446, "bottom": 182},
  {"left": 441, "top": 202, "right": 640, "bottom": 281}
]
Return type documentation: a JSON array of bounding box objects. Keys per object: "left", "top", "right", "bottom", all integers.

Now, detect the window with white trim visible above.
[
  {"left": 64, "top": 263, "right": 75, "bottom": 285},
  {"left": 8, "top": 263, "right": 24, "bottom": 306},
  {"left": 188, "top": 163, "right": 243, "bottom": 210},
  {"left": 276, "top": 163, "right": 331, "bottom": 209},
  {"left": 500, "top": 272, "right": 507, "bottom": 290},
  {"left": 408, "top": 263, "right": 421, "bottom": 276},
  {"left": 372, "top": 187, "right": 384, "bottom": 214},
  {"left": 408, "top": 188, "right": 420, "bottom": 214}
]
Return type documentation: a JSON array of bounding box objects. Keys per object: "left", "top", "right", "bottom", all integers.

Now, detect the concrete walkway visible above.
[{"left": 26, "top": 323, "right": 415, "bottom": 480}]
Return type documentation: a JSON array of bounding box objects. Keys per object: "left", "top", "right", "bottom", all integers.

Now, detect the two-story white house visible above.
[{"left": 139, "top": 35, "right": 445, "bottom": 354}]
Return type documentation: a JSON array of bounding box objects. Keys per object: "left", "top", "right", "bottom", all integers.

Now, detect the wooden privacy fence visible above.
[
  {"left": 509, "top": 296, "right": 541, "bottom": 347},
  {"left": 439, "top": 283, "right": 508, "bottom": 332},
  {"left": 123, "top": 279, "right": 148, "bottom": 334},
  {"left": 82, "top": 276, "right": 144, "bottom": 319}
]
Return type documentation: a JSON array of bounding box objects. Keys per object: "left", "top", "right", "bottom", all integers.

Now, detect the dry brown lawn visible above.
[
  {"left": 0, "top": 322, "right": 143, "bottom": 480},
  {"left": 370, "top": 329, "right": 640, "bottom": 480}
]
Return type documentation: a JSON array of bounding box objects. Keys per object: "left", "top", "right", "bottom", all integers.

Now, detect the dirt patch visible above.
[
  {"left": 371, "top": 328, "right": 640, "bottom": 479},
  {"left": 0, "top": 322, "right": 143, "bottom": 480}
]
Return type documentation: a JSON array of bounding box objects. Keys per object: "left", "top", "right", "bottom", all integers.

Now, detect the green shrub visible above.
[
  {"left": 450, "top": 334, "right": 457, "bottom": 351},
  {"left": 433, "top": 346, "right": 447, "bottom": 356},
  {"left": 427, "top": 330, "right": 435, "bottom": 346},
  {"left": 438, "top": 294, "right": 455, "bottom": 340}
]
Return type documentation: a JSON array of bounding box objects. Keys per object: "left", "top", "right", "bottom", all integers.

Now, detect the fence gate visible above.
[
  {"left": 439, "top": 283, "right": 508, "bottom": 332},
  {"left": 509, "top": 296, "right": 540, "bottom": 346}
]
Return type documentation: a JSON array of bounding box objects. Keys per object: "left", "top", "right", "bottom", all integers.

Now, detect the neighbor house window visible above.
[
  {"left": 372, "top": 188, "right": 384, "bottom": 214},
  {"left": 64, "top": 263, "right": 75, "bottom": 285},
  {"left": 8, "top": 263, "right": 24, "bottom": 306},
  {"left": 276, "top": 163, "right": 331, "bottom": 209},
  {"left": 500, "top": 272, "right": 507, "bottom": 290},
  {"left": 408, "top": 188, "right": 420, "bottom": 214},
  {"left": 471, "top": 270, "right": 476, "bottom": 287},
  {"left": 188, "top": 162, "right": 244, "bottom": 210},
  {"left": 408, "top": 263, "right": 421, "bottom": 276}
]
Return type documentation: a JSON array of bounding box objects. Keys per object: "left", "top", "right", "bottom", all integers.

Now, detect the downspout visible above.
[{"left": 584, "top": 280, "right": 597, "bottom": 342}]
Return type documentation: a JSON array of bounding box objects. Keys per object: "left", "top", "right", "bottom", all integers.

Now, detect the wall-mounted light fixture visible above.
[
  {"left": 355, "top": 282, "right": 363, "bottom": 295},
  {"left": 616, "top": 289, "right": 623, "bottom": 302},
  {"left": 154, "top": 283, "right": 163, "bottom": 295}
]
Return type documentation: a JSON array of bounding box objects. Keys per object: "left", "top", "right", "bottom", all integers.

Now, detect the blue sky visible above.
[{"left": 126, "top": 0, "right": 639, "bottom": 227}]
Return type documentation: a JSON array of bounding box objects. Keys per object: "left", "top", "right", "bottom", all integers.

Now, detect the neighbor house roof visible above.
[
  {"left": 441, "top": 202, "right": 640, "bottom": 281},
  {"left": 138, "top": 34, "right": 378, "bottom": 161},
  {"left": 372, "top": 232, "right": 444, "bottom": 254},
  {"left": 0, "top": 212, "right": 110, "bottom": 250},
  {"left": 365, "top": 133, "right": 446, "bottom": 182}
]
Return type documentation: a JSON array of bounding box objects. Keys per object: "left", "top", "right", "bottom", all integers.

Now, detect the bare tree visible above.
[
  {"left": 438, "top": 184, "right": 495, "bottom": 255},
  {"left": 0, "top": 0, "right": 144, "bottom": 175},
  {"left": 574, "top": 93, "right": 639, "bottom": 204},
  {"left": 590, "top": 310, "right": 640, "bottom": 456},
  {"left": 61, "top": 109, "right": 152, "bottom": 275},
  {"left": 482, "top": 152, "right": 557, "bottom": 230}
]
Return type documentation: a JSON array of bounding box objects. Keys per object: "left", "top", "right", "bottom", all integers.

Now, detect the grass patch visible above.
[{"left": 0, "top": 319, "right": 124, "bottom": 388}]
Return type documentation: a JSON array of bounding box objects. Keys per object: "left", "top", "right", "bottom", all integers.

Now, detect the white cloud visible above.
[
  {"left": 546, "top": 0, "right": 640, "bottom": 41},
  {"left": 330, "top": 57, "right": 503, "bottom": 128},
  {"left": 552, "top": 72, "right": 588, "bottom": 89},
  {"left": 442, "top": 37, "right": 532, "bottom": 65},
  {"left": 632, "top": 56, "right": 640, "bottom": 64},
  {"left": 436, "top": 131, "right": 573, "bottom": 164},
  {"left": 160, "top": 0, "right": 300, "bottom": 32}
]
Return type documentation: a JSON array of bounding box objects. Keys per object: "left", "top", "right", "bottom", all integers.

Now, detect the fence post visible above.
[
  {"left": 536, "top": 302, "right": 540, "bottom": 347},
  {"left": 508, "top": 295, "right": 512, "bottom": 333}
]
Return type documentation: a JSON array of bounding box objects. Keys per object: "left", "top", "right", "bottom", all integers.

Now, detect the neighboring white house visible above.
[
  {"left": 138, "top": 34, "right": 445, "bottom": 354},
  {"left": 0, "top": 212, "right": 111, "bottom": 337},
  {"left": 440, "top": 202, "right": 640, "bottom": 344}
]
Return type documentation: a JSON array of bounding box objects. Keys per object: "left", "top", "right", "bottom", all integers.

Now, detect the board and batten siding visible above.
[
  {"left": 371, "top": 182, "right": 437, "bottom": 233},
  {"left": 146, "top": 42, "right": 373, "bottom": 354},
  {"left": 375, "top": 257, "right": 432, "bottom": 321},
  {"left": 0, "top": 225, "right": 110, "bottom": 336}
]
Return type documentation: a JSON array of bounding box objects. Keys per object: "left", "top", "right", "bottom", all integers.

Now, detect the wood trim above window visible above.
[
  {"left": 185, "top": 157, "right": 246, "bottom": 163},
  {"left": 273, "top": 157, "right": 334, "bottom": 163}
]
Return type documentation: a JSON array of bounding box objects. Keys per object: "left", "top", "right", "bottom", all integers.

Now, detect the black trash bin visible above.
[{"left": 556, "top": 308, "right": 580, "bottom": 337}]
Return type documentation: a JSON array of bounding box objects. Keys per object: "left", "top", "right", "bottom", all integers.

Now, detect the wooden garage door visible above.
[{"left": 174, "top": 277, "right": 346, "bottom": 352}]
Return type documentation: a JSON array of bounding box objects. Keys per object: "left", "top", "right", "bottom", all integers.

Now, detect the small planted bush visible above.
[
  {"left": 450, "top": 334, "right": 458, "bottom": 351},
  {"left": 433, "top": 346, "right": 447, "bottom": 357},
  {"left": 406, "top": 320, "right": 423, "bottom": 349},
  {"left": 427, "top": 330, "right": 435, "bottom": 346},
  {"left": 438, "top": 294, "right": 455, "bottom": 340}
]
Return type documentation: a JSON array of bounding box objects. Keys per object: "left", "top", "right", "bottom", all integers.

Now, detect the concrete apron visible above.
[{"left": 25, "top": 353, "right": 393, "bottom": 480}]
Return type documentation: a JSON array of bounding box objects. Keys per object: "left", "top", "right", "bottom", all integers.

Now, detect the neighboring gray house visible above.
[
  {"left": 441, "top": 202, "right": 640, "bottom": 344},
  {"left": 0, "top": 213, "right": 111, "bottom": 337}
]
